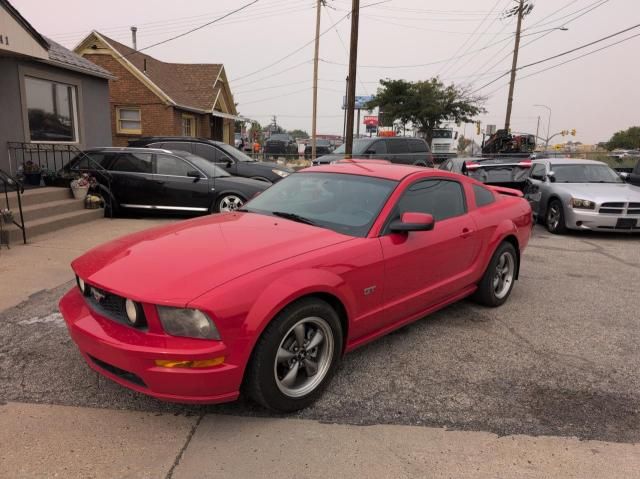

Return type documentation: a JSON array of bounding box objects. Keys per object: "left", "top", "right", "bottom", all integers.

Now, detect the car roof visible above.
[
  {"left": 84, "top": 147, "right": 187, "bottom": 156},
  {"left": 306, "top": 161, "right": 457, "bottom": 181},
  {"left": 533, "top": 157, "right": 606, "bottom": 166},
  {"left": 132, "top": 137, "right": 225, "bottom": 145}
]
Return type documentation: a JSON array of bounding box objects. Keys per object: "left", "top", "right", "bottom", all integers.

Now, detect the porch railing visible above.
[
  {"left": 6, "top": 142, "right": 115, "bottom": 217},
  {"left": 0, "top": 168, "right": 26, "bottom": 246}
]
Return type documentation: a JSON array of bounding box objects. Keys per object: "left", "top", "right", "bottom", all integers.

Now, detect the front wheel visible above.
[
  {"left": 214, "top": 194, "right": 245, "bottom": 213},
  {"left": 545, "top": 199, "right": 567, "bottom": 234},
  {"left": 244, "top": 298, "right": 342, "bottom": 412},
  {"left": 473, "top": 241, "right": 518, "bottom": 307}
]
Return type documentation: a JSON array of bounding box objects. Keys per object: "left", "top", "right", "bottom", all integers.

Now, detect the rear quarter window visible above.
[
  {"left": 387, "top": 139, "right": 409, "bottom": 154},
  {"left": 473, "top": 184, "right": 496, "bottom": 207}
]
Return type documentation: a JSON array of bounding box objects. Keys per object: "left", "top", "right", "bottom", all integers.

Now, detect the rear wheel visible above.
[
  {"left": 473, "top": 242, "right": 517, "bottom": 307},
  {"left": 244, "top": 298, "right": 342, "bottom": 412},
  {"left": 545, "top": 199, "right": 567, "bottom": 234},
  {"left": 214, "top": 194, "right": 245, "bottom": 213}
]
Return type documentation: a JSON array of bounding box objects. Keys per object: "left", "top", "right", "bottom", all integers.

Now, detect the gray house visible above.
[{"left": 0, "top": 0, "right": 113, "bottom": 175}]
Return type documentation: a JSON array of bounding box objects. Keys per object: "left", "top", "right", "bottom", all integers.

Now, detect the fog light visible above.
[
  {"left": 76, "top": 276, "right": 87, "bottom": 295},
  {"left": 125, "top": 299, "right": 139, "bottom": 325},
  {"left": 154, "top": 357, "right": 225, "bottom": 368}
]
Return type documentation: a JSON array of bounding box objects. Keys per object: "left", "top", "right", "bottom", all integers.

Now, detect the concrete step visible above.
[
  {"left": 20, "top": 198, "right": 86, "bottom": 222},
  {"left": 1, "top": 208, "right": 104, "bottom": 245},
  {"left": 3, "top": 187, "right": 72, "bottom": 208}
]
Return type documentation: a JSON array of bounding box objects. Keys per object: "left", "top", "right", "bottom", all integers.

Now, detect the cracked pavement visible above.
[{"left": 1, "top": 225, "right": 639, "bottom": 445}]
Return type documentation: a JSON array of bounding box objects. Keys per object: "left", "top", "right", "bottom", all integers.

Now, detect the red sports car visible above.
[{"left": 59, "top": 162, "right": 533, "bottom": 412}]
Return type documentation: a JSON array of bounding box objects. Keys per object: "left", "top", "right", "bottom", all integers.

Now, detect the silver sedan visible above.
[{"left": 525, "top": 158, "right": 640, "bottom": 234}]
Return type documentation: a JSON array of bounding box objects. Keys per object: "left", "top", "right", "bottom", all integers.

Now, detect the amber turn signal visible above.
[{"left": 154, "top": 357, "right": 224, "bottom": 369}]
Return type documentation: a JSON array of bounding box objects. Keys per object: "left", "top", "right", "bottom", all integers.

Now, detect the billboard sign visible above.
[
  {"left": 342, "top": 95, "right": 374, "bottom": 110},
  {"left": 363, "top": 116, "right": 378, "bottom": 127}
]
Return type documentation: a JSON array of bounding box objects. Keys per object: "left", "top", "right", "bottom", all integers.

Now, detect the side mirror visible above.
[
  {"left": 619, "top": 172, "right": 630, "bottom": 182},
  {"left": 187, "top": 170, "right": 202, "bottom": 181},
  {"left": 225, "top": 160, "right": 233, "bottom": 168},
  {"left": 546, "top": 171, "right": 556, "bottom": 183},
  {"left": 390, "top": 212, "right": 435, "bottom": 233}
]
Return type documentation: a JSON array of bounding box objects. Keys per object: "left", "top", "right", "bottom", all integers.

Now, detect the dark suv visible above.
[
  {"left": 63, "top": 147, "right": 269, "bottom": 215},
  {"left": 313, "top": 137, "right": 433, "bottom": 167},
  {"left": 304, "top": 139, "right": 333, "bottom": 159},
  {"left": 129, "top": 137, "right": 293, "bottom": 183},
  {"left": 264, "top": 134, "right": 298, "bottom": 159}
]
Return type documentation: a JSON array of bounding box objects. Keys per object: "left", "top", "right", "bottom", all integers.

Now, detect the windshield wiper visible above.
[{"left": 272, "top": 211, "right": 317, "bottom": 226}]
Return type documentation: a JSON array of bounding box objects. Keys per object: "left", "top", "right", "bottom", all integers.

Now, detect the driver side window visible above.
[
  {"left": 530, "top": 163, "right": 546, "bottom": 180},
  {"left": 391, "top": 179, "right": 466, "bottom": 225}
]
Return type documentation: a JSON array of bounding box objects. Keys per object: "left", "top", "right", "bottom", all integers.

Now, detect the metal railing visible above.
[
  {"left": 0, "top": 168, "right": 26, "bottom": 247},
  {"left": 6, "top": 142, "right": 115, "bottom": 217}
]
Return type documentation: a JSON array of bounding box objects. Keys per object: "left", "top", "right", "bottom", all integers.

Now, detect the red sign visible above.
[{"left": 363, "top": 116, "right": 379, "bottom": 127}]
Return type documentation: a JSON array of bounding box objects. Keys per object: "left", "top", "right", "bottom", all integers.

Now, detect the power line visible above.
[{"left": 472, "top": 23, "right": 640, "bottom": 93}]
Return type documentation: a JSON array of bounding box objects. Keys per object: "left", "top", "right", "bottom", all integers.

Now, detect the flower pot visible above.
[
  {"left": 71, "top": 185, "right": 89, "bottom": 200},
  {"left": 24, "top": 173, "right": 42, "bottom": 186}
]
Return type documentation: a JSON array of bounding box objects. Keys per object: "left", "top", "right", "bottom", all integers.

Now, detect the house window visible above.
[
  {"left": 182, "top": 114, "right": 196, "bottom": 137},
  {"left": 25, "top": 76, "right": 78, "bottom": 142},
  {"left": 116, "top": 107, "right": 142, "bottom": 134}
]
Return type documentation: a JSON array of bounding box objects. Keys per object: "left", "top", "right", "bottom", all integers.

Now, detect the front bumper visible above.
[
  {"left": 565, "top": 208, "right": 640, "bottom": 232},
  {"left": 59, "top": 288, "right": 242, "bottom": 404}
]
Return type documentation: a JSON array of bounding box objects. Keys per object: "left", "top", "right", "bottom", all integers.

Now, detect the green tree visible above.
[
  {"left": 366, "top": 78, "right": 486, "bottom": 146},
  {"left": 288, "top": 129, "right": 309, "bottom": 139},
  {"left": 249, "top": 121, "right": 263, "bottom": 142},
  {"left": 607, "top": 126, "right": 640, "bottom": 150},
  {"left": 457, "top": 135, "right": 472, "bottom": 153}
]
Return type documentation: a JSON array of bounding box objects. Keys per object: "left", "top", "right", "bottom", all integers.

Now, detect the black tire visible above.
[
  {"left": 213, "top": 193, "right": 245, "bottom": 213},
  {"left": 472, "top": 241, "right": 518, "bottom": 307},
  {"left": 545, "top": 199, "right": 567, "bottom": 234},
  {"left": 243, "top": 298, "right": 343, "bottom": 412}
]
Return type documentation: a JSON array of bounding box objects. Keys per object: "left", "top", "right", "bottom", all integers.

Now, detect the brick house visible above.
[{"left": 74, "top": 31, "right": 239, "bottom": 147}]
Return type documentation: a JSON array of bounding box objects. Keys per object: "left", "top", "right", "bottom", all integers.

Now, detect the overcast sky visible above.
[{"left": 13, "top": 0, "right": 640, "bottom": 144}]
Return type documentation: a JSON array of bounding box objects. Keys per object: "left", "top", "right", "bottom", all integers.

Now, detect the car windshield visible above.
[
  {"left": 269, "top": 134, "right": 290, "bottom": 142},
  {"left": 176, "top": 153, "right": 231, "bottom": 177},
  {"left": 243, "top": 172, "right": 397, "bottom": 237},
  {"left": 332, "top": 139, "right": 373, "bottom": 155},
  {"left": 551, "top": 164, "right": 623, "bottom": 183},
  {"left": 217, "top": 143, "right": 256, "bottom": 162}
]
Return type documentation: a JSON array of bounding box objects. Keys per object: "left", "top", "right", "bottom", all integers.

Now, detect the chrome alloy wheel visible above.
[
  {"left": 493, "top": 251, "right": 515, "bottom": 299},
  {"left": 546, "top": 204, "right": 561, "bottom": 231},
  {"left": 274, "top": 317, "right": 334, "bottom": 398},
  {"left": 218, "top": 195, "right": 244, "bottom": 212}
]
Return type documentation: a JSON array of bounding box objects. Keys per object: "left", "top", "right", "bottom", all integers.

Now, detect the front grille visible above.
[
  {"left": 83, "top": 286, "right": 147, "bottom": 330},
  {"left": 88, "top": 355, "right": 147, "bottom": 388},
  {"left": 432, "top": 144, "right": 449, "bottom": 152},
  {"left": 598, "top": 202, "right": 640, "bottom": 216}
]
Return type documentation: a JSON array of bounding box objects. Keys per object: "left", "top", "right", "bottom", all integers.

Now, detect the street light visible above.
[{"left": 534, "top": 104, "right": 552, "bottom": 151}]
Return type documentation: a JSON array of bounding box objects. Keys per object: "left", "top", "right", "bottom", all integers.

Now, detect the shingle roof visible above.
[
  {"left": 45, "top": 37, "right": 113, "bottom": 79},
  {"left": 99, "top": 33, "right": 225, "bottom": 113}
]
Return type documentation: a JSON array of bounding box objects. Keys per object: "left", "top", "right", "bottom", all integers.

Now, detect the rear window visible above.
[
  {"left": 110, "top": 152, "right": 152, "bottom": 173},
  {"left": 468, "top": 165, "right": 530, "bottom": 183},
  {"left": 70, "top": 152, "right": 114, "bottom": 170},
  {"left": 269, "top": 134, "right": 291, "bottom": 142}
]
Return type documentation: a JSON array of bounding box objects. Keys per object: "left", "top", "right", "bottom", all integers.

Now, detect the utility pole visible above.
[
  {"left": 311, "top": 0, "right": 323, "bottom": 160},
  {"left": 342, "top": 76, "right": 349, "bottom": 142},
  {"left": 504, "top": 0, "right": 524, "bottom": 131},
  {"left": 344, "top": 0, "right": 360, "bottom": 157}
]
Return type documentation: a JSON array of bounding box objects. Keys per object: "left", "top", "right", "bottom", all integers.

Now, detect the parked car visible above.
[
  {"left": 129, "top": 137, "right": 293, "bottom": 183},
  {"left": 63, "top": 147, "right": 269, "bottom": 215},
  {"left": 313, "top": 137, "right": 434, "bottom": 167},
  {"left": 441, "top": 156, "right": 533, "bottom": 191},
  {"left": 234, "top": 133, "right": 243, "bottom": 149},
  {"left": 628, "top": 159, "right": 640, "bottom": 187},
  {"left": 525, "top": 158, "right": 640, "bottom": 234},
  {"left": 304, "top": 139, "right": 333, "bottom": 159},
  {"left": 264, "top": 133, "right": 298, "bottom": 159},
  {"left": 60, "top": 161, "right": 532, "bottom": 412}
]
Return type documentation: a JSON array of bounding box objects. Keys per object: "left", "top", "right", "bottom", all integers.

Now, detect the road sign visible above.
[
  {"left": 363, "top": 116, "right": 378, "bottom": 127},
  {"left": 342, "top": 95, "right": 374, "bottom": 110}
]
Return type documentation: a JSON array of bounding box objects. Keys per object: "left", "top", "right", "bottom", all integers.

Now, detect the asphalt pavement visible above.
[{"left": 1, "top": 225, "right": 639, "bottom": 445}]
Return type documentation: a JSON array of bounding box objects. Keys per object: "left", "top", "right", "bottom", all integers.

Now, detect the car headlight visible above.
[
  {"left": 272, "top": 169, "right": 289, "bottom": 178},
  {"left": 157, "top": 307, "right": 220, "bottom": 340},
  {"left": 570, "top": 198, "right": 595, "bottom": 209}
]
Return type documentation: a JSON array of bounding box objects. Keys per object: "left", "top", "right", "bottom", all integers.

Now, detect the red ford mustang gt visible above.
[{"left": 59, "top": 162, "right": 533, "bottom": 412}]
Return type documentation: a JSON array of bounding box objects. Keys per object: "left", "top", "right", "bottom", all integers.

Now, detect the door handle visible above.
[{"left": 461, "top": 227, "right": 474, "bottom": 239}]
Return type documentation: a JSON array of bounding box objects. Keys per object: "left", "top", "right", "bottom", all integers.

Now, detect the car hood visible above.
[
  {"left": 245, "top": 161, "right": 294, "bottom": 173},
  {"left": 314, "top": 154, "right": 344, "bottom": 164},
  {"left": 72, "top": 213, "right": 353, "bottom": 306},
  {"left": 553, "top": 182, "right": 640, "bottom": 203}
]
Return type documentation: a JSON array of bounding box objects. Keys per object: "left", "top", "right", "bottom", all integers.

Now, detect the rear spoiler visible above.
[{"left": 486, "top": 185, "right": 524, "bottom": 198}]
